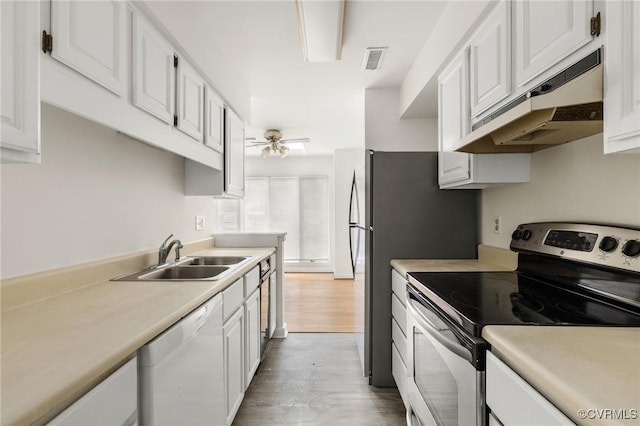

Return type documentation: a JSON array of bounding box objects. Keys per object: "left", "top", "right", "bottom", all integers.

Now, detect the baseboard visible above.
[{"left": 333, "top": 274, "right": 355, "bottom": 280}]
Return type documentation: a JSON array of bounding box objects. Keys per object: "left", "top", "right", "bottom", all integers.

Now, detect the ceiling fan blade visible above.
[
  {"left": 246, "top": 141, "right": 270, "bottom": 146},
  {"left": 280, "top": 138, "right": 310, "bottom": 144}
]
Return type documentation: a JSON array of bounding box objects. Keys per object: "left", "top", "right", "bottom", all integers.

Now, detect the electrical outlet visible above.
[
  {"left": 493, "top": 216, "right": 502, "bottom": 234},
  {"left": 195, "top": 216, "right": 206, "bottom": 231}
]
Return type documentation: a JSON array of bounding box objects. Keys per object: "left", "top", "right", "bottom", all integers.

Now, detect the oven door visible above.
[{"left": 406, "top": 285, "right": 486, "bottom": 426}]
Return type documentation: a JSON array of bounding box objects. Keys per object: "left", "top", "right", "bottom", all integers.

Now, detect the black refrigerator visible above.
[{"left": 362, "top": 150, "right": 479, "bottom": 387}]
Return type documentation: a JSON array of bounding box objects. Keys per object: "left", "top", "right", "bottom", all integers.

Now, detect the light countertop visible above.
[
  {"left": 391, "top": 244, "right": 518, "bottom": 276},
  {"left": 483, "top": 326, "right": 640, "bottom": 426},
  {"left": 1, "top": 246, "right": 274, "bottom": 426}
]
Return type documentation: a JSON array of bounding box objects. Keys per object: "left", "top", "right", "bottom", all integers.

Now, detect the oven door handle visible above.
[{"left": 408, "top": 299, "right": 472, "bottom": 363}]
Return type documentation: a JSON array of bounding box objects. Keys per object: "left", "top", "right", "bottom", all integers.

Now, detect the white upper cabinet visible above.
[
  {"left": 205, "top": 87, "right": 225, "bottom": 153},
  {"left": 469, "top": 0, "right": 511, "bottom": 118},
  {"left": 176, "top": 57, "right": 205, "bottom": 142},
  {"left": 514, "top": 0, "right": 593, "bottom": 88},
  {"left": 225, "top": 108, "right": 246, "bottom": 198},
  {"left": 50, "top": 0, "right": 126, "bottom": 96},
  {"left": 132, "top": 12, "right": 175, "bottom": 125},
  {"left": 438, "top": 49, "right": 471, "bottom": 186},
  {"left": 604, "top": 1, "right": 640, "bottom": 154},
  {"left": 1, "top": 0, "right": 40, "bottom": 163}
]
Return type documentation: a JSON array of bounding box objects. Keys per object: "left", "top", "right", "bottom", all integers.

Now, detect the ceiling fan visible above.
[{"left": 246, "top": 129, "right": 310, "bottom": 158}]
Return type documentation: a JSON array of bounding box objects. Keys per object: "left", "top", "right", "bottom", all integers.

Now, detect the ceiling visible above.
[{"left": 144, "top": 1, "right": 448, "bottom": 156}]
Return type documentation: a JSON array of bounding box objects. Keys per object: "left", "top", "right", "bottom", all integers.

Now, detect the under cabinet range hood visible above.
[{"left": 455, "top": 49, "right": 603, "bottom": 154}]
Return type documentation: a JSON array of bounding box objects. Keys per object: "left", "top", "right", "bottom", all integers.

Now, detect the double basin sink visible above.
[{"left": 113, "top": 256, "right": 251, "bottom": 281}]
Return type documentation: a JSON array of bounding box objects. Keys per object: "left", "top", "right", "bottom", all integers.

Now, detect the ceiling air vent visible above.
[{"left": 362, "top": 47, "right": 387, "bottom": 71}]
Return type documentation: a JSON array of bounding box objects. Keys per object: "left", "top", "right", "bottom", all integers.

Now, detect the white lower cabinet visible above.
[
  {"left": 486, "top": 351, "right": 574, "bottom": 425},
  {"left": 604, "top": 0, "right": 640, "bottom": 154},
  {"left": 244, "top": 288, "right": 261, "bottom": 389},
  {"left": 244, "top": 266, "right": 261, "bottom": 388},
  {"left": 48, "top": 358, "right": 137, "bottom": 426},
  {"left": 223, "top": 306, "right": 245, "bottom": 426},
  {"left": 390, "top": 269, "right": 408, "bottom": 407},
  {"left": 1, "top": 0, "right": 40, "bottom": 164}
]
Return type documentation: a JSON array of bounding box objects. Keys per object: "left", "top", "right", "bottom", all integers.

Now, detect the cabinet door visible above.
[
  {"left": 132, "top": 12, "right": 175, "bottom": 125},
  {"left": 438, "top": 50, "right": 471, "bottom": 186},
  {"left": 514, "top": 0, "right": 593, "bottom": 88},
  {"left": 244, "top": 289, "right": 261, "bottom": 388},
  {"left": 224, "top": 108, "right": 246, "bottom": 197},
  {"left": 176, "top": 57, "right": 205, "bottom": 142},
  {"left": 51, "top": 0, "right": 126, "bottom": 96},
  {"left": 223, "top": 307, "right": 244, "bottom": 426},
  {"left": 205, "top": 87, "right": 224, "bottom": 152},
  {"left": 47, "top": 358, "right": 137, "bottom": 426},
  {"left": 1, "top": 0, "right": 40, "bottom": 161},
  {"left": 469, "top": 0, "right": 511, "bottom": 117},
  {"left": 604, "top": 1, "right": 640, "bottom": 154}
]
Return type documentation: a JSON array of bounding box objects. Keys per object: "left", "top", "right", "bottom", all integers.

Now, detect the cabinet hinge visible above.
[
  {"left": 42, "top": 31, "right": 53, "bottom": 54},
  {"left": 173, "top": 115, "right": 178, "bottom": 126},
  {"left": 174, "top": 55, "right": 178, "bottom": 68},
  {"left": 590, "top": 12, "right": 601, "bottom": 37}
]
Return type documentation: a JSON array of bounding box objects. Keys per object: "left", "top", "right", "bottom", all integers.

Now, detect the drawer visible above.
[
  {"left": 391, "top": 317, "right": 408, "bottom": 365},
  {"left": 391, "top": 269, "right": 407, "bottom": 303},
  {"left": 244, "top": 266, "right": 260, "bottom": 296},
  {"left": 391, "top": 293, "right": 407, "bottom": 335},
  {"left": 391, "top": 343, "right": 408, "bottom": 408},
  {"left": 486, "top": 351, "right": 574, "bottom": 425},
  {"left": 222, "top": 278, "right": 244, "bottom": 321}
]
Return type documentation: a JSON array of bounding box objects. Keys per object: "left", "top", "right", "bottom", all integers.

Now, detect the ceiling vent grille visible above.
[{"left": 362, "top": 47, "right": 387, "bottom": 71}]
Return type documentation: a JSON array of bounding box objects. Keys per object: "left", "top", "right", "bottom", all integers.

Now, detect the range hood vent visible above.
[{"left": 455, "top": 49, "right": 603, "bottom": 154}]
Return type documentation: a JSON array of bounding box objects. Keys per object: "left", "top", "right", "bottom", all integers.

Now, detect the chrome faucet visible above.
[{"left": 158, "top": 234, "right": 183, "bottom": 266}]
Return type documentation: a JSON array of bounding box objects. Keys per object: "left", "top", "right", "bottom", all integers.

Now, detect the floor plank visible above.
[
  {"left": 233, "top": 334, "right": 406, "bottom": 426},
  {"left": 284, "top": 273, "right": 356, "bottom": 333}
]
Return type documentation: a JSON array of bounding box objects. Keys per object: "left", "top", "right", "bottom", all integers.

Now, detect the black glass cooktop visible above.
[{"left": 408, "top": 269, "right": 640, "bottom": 337}]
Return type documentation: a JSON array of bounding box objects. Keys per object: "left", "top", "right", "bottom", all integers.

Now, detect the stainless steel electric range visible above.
[{"left": 405, "top": 222, "right": 640, "bottom": 426}]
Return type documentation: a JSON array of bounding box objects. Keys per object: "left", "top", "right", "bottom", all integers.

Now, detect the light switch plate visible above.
[{"left": 195, "top": 216, "right": 206, "bottom": 231}]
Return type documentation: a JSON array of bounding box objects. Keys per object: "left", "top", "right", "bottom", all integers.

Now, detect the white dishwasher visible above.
[{"left": 138, "top": 293, "right": 224, "bottom": 425}]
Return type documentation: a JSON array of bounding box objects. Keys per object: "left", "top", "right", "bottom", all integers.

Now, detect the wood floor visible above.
[
  {"left": 284, "top": 273, "right": 359, "bottom": 333},
  {"left": 232, "top": 334, "right": 406, "bottom": 426}
]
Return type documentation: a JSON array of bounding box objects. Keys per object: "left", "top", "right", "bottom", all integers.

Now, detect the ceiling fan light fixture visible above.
[
  {"left": 278, "top": 144, "right": 290, "bottom": 158},
  {"left": 295, "top": 0, "right": 346, "bottom": 62},
  {"left": 261, "top": 146, "right": 271, "bottom": 158}
]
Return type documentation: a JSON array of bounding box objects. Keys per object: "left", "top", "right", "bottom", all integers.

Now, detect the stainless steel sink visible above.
[
  {"left": 112, "top": 264, "right": 233, "bottom": 281},
  {"left": 181, "top": 256, "right": 250, "bottom": 266},
  {"left": 112, "top": 254, "right": 251, "bottom": 281},
  {"left": 138, "top": 265, "right": 230, "bottom": 280}
]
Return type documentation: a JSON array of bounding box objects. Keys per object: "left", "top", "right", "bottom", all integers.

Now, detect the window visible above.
[{"left": 217, "top": 176, "right": 329, "bottom": 263}]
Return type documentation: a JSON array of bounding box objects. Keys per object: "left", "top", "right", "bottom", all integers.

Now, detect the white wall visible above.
[
  {"left": 481, "top": 134, "right": 640, "bottom": 248},
  {"left": 333, "top": 148, "right": 365, "bottom": 279},
  {"left": 365, "top": 88, "right": 438, "bottom": 152},
  {"left": 1, "top": 105, "right": 217, "bottom": 279},
  {"left": 245, "top": 156, "right": 335, "bottom": 272}
]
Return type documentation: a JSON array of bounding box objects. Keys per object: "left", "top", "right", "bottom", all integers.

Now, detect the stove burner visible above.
[
  {"left": 510, "top": 292, "right": 546, "bottom": 323},
  {"left": 510, "top": 292, "right": 544, "bottom": 312},
  {"left": 450, "top": 291, "right": 480, "bottom": 312}
]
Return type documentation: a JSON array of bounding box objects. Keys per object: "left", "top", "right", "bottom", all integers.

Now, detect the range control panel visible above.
[{"left": 510, "top": 222, "right": 640, "bottom": 273}]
